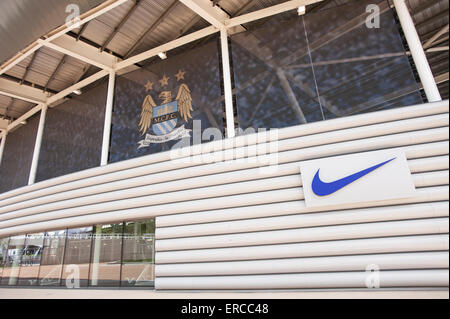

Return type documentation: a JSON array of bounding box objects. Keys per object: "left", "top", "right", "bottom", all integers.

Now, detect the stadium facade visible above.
[{"left": 0, "top": 0, "right": 448, "bottom": 292}]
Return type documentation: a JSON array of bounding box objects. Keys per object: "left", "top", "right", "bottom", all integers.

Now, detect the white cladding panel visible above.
[{"left": 0, "top": 100, "right": 448, "bottom": 290}]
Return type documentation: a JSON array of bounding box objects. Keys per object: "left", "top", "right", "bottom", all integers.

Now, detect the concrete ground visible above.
[{"left": 0, "top": 288, "right": 448, "bottom": 299}]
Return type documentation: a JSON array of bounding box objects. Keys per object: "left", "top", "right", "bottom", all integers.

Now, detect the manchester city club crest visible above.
[{"left": 137, "top": 70, "right": 193, "bottom": 149}]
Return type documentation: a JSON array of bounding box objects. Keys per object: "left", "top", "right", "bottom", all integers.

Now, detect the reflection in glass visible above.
[
  {"left": 18, "top": 233, "right": 44, "bottom": 286},
  {"left": 0, "top": 235, "right": 26, "bottom": 286},
  {"left": 231, "top": 11, "right": 322, "bottom": 132},
  {"left": 231, "top": 0, "right": 422, "bottom": 132},
  {"left": 0, "top": 114, "right": 40, "bottom": 194},
  {"left": 89, "top": 223, "right": 123, "bottom": 287},
  {"left": 61, "top": 227, "right": 93, "bottom": 287},
  {"left": 39, "top": 230, "right": 67, "bottom": 286},
  {"left": 0, "top": 219, "right": 156, "bottom": 288},
  {"left": 121, "top": 220, "right": 155, "bottom": 287},
  {"left": 35, "top": 80, "right": 107, "bottom": 183},
  {"left": 302, "top": 0, "right": 422, "bottom": 118},
  {"left": 0, "top": 238, "right": 10, "bottom": 281}
]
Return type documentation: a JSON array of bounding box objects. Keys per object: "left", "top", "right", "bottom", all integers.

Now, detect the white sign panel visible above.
[{"left": 300, "top": 149, "right": 416, "bottom": 208}]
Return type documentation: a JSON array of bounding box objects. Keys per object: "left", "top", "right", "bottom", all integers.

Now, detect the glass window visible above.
[
  {"left": 0, "top": 237, "right": 10, "bottom": 282},
  {"left": 89, "top": 223, "right": 123, "bottom": 287},
  {"left": 231, "top": 11, "right": 322, "bottom": 131},
  {"left": 0, "top": 114, "right": 40, "bottom": 194},
  {"left": 121, "top": 220, "right": 155, "bottom": 287},
  {"left": 0, "top": 235, "right": 26, "bottom": 286},
  {"left": 0, "top": 219, "right": 156, "bottom": 288},
  {"left": 302, "top": 0, "right": 422, "bottom": 118},
  {"left": 35, "top": 79, "right": 107, "bottom": 182},
  {"left": 230, "top": 0, "right": 422, "bottom": 132},
  {"left": 38, "top": 230, "right": 67, "bottom": 286},
  {"left": 17, "top": 233, "right": 44, "bottom": 286},
  {"left": 109, "top": 37, "right": 224, "bottom": 163},
  {"left": 61, "top": 227, "right": 93, "bottom": 288}
]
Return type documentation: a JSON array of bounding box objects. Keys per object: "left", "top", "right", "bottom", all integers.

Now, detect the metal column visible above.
[
  {"left": 101, "top": 70, "right": 116, "bottom": 166},
  {"left": 28, "top": 104, "right": 48, "bottom": 185},
  {"left": 0, "top": 132, "right": 7, "bottom": 166},
  {"left": 220, "top": 28, "right": 236, "bottom": 138},
  {"left": 393, "top": 0, "right": 442, "bottom": 102}
]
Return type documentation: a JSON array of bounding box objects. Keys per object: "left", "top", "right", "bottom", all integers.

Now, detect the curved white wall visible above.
[{"left": 0, "top": 100, "right": 448, "bottom": 290}]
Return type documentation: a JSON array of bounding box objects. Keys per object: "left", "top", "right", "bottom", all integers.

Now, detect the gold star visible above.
[
  {"left": 144, "top": 81, "right": 154, "bottom": 91},
  {"left": 159, "top": 75, "right": 170, "bottom": 87},
  {"left": 175, "top": 69, "right": 186, "bottom": 82}
]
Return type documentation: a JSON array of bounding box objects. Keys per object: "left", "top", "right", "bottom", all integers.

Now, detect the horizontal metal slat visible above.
[
  {"left": 156, "top": 202, "right": 449, "bottom": 239},
  {"left": 409, "top": 155, "right": 449, "bottom": 172},
  {"left": 155, "top": 270, "right": 449, "bottom": 289},
  {"left": 0, "top": 164, "right": 299, "bottom": 218},
  {"left": 0, "top": 174, "right": 302, "bottom": 226},
  {"left": 415, "top": 170, "right": 449, "bottom": 187},
  {"left": 155, "top": 252, "right": 449, "bottom": 277},
  {"left": 155, "top": 235, "right": 449, "bottom": 264},
  {"left": 155, "top": 218, "right": 449, "bottom": 252},
  {"left": 0, "top": 185, "right": 448, "bottom": 237},
  {"left": 156, "top": 185, "right": 449, "bottom": 228}
]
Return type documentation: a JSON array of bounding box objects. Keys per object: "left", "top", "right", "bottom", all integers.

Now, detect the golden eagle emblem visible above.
[{"left": 139, "top": 83, "right": 193, "bottom": 136}]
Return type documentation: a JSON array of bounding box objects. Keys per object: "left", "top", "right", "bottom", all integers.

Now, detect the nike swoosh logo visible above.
[{"left": 312, "top": 158, "right": 396, "bottom": 196}]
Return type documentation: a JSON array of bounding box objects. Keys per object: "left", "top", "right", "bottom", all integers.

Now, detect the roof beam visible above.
[
  {"left": 0, "top": 118, "right": 8, "bottom": 130},
  {"left": 233, "top": 0, "right": 260, "bottom": 16},
  {"left": 44, "top": 55, "right": 67, "bottom": 92},
  {"left": 47, "top": 70, "right": 109, "bottom": 106},
  {"left": 20, "top": 51, "right": 38, "bottom": 85},
  {"left": 7, "top": 103, "right": 45, "bottom": 132},
  {"left": 39, "top": 35, "right": 117, "bottom": 71},
  {"left": 102, "top": 0, "right": 143, "bottom": 51},
  {"left": 179, "top": 0, "right": 324, "bottom": 31},
  {"left": 423, "top": 24, "right": 449, "bottom": 49},
  {"left": 124, "top": 0, "right": 180, "bottom": 58},
  {"left": 417, "top": 72, "right": 448, "bottom": 91},
  {"left": 0, "top": 0, "right": 128, "bottom": 76},
  {"left": 434, "top": 72, "right": 449, "bottom": 85},
  {"left": 415, "top": 10, "right": 449, "bottom": 31},
  {"left": 227, "top": 0, "right": 323, "bottom": 27},
  {"left": 3, "top": 0, "right": 328, "bottom": 135},
  {"left": 116, "top": 25, "right": 219, "bottom": 70},
  {"left": 3, "top": 69, "right": 109, "bottom": 133},
  {"left": 3, "top": 98, "right": 13, "bottom": 119},
  {"left": 0, "top": 77, "right": 49, "bottom": 104},
  {"left": 76, "top": 21, "right": 90, "bottom": 41},
  {"left": 411, "top": 1, "right": 439, "bottom": 16},
  {"left": 425, "top": 46, "right": 449, "bottom": 53},
  {"left": 179, "top": 0, "right": 229, "bottom": 28}
]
